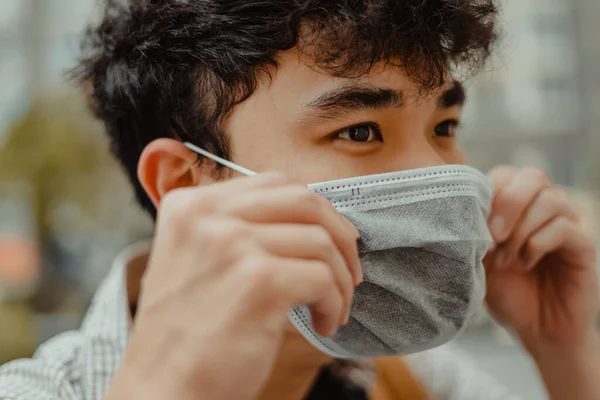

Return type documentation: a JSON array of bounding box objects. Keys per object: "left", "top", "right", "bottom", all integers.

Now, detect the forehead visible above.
[
  {"left": 224, "top": 49, "right": 459, "bottom": 137},
  {"left": 253, "top": 50, "right": 455, "bottom": 110},
  {"left": 272, "top": 51, "right": 408, "bottom": 96}
]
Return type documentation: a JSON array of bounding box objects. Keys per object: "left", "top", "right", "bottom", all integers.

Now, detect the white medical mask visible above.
[{"left": 184, "top": 142, "right": 493, "bottom": 358}]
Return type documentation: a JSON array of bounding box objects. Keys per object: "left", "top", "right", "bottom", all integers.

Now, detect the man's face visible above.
[
  {"left": 136, "top": 47, "right": 472, "bottom": 349},
  {"left": 226, "top": 50, "right": 467, "bottom": 184},
  {"left": 138, "top": 49, "right": 468, "bottom": 204}
]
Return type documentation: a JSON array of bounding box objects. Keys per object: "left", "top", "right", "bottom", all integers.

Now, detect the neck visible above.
[
  {"left": 258, "top": 327, "right": 333, "bottom": 400},
  {"left": 125, "top": 247, "right": 150, "bottom": 307}
]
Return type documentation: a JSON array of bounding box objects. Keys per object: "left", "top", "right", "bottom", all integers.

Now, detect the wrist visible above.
[
  {"left": 106, "top": 338, "right": 236, "bottom": 400},
  {"left": 105, "top": 370, "right": 200, "bottom": 400},
  {"left": 522, "top": 328, "right": 600, "bottom": 366},
  {"left": 522, "top": 329, "right": 600, "bottom": 400},
  {"left": 104, "top": 351, "right": 199, "bottom": 400}
]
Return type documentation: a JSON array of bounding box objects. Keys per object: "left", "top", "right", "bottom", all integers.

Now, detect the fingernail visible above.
[
  {"left": 344, "top": 309, "right": 351, "bottom": 325},
  {"left": 490, "top": 216, "right": 505, "bottom": 240}
]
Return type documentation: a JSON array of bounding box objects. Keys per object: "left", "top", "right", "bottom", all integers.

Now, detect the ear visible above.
[{"left": 138, "top": 138, "right": 215, "bottom": 208}]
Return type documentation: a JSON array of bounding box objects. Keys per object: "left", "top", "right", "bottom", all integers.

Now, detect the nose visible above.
[{"left": 387, "top": 140, "right": 446, "bottom": 172}]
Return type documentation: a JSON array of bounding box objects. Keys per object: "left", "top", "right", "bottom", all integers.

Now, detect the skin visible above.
[{"left": 106, "top": 50, "right": 600, "bottom": 400}]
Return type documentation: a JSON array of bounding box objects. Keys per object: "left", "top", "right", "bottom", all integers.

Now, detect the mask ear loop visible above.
[{"left": 183, "top": 142, "right": 257, "bottom": 177}]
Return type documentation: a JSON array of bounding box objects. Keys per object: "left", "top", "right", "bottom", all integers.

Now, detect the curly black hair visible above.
[{"left": 73, "top": 0, "right": 499, "bottom": 219}]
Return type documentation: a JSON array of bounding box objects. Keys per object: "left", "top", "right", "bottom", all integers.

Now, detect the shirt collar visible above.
[{"left": 80, "top": 241, "right": 151, "bottom": 349}]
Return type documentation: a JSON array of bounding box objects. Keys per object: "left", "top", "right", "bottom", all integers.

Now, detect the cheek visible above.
[
  {"left": 442, "top": 146, "right": 468, "bottom": 165},
  {"left": 228, "top": 116, "right": 363, "bottom": 184},
  {"left": 233, "top": 137, "right": 368, "bottom": 185},
  {"left": 229, "top": 131, "right": 329, "bottom": 183},
  {"left": 428, "top": 135, "right": 468, "bottom": 165}
]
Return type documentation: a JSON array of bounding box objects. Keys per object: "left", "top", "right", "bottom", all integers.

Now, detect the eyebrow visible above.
[
  {"left": 440, "top": 81, "right": 466, "bottom": 109},
  {"left": 301, "top": 84, "right": 405, "bottom": 120}
]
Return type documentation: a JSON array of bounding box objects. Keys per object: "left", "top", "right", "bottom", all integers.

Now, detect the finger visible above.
[
  {"left": 489, "top": 167, "right": 551, "bottom": 243},
  {"left": 199, "top": 172, "right": 291, "bottom": 202},
  {"left": 159, "top": 171, "right": 290, "bottom": 218},
  {"left": 265, "top": 256, "right": 343, "bottom": 337},
  {"left": 249, "top": 223, "right": 354, "bottom": 324},
  {"left": 498, "top": 187, "right": 577, "bottom": 270},
  {"left": 487, "top": 165, "right": 519, "bottom": 190},
  {"left": 521, "top": 216, "right": 591, "bottom": 271},
  {"left": 220, "top": 186, "right": 362, "bottom": 285},
  {"left": 485, "top": 165, "right": 517, "bottom": 257}
]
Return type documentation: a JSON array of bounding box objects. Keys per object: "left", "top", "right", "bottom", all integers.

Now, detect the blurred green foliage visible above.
[{"left": 0, "top": 89, "right": 142, "bottom": 240}]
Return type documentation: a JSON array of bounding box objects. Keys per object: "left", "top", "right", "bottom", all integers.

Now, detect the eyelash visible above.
[
  {"left": 332, "top": 122, "right": 383, "bottom": 142},
  {"left": 331, "top": 118, "right": 461, "bottom": 143},
  {"left": 434, "top": 119, "right": 461, "bottom": 138}
]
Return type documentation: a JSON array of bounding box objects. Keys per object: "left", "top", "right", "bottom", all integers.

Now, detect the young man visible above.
[{"left": 1, "top": 0, "right": 599, "bottom": 399}]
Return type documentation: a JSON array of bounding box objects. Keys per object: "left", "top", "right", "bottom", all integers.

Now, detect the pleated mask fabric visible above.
[{"left": 288, "top": 166, "right": 493, "bottom": 358}]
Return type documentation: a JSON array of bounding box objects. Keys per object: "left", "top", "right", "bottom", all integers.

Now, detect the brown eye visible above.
[
  {"left": 434, "top": 120, "right": 459, "bottom": 137},
  {"left": 336, "top": 123, "right": 382, "bottom": 142}
]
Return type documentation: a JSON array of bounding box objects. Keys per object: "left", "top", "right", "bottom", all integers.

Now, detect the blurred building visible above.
[
  {"left": 461, "top": 0, "right": 592, "bottom": 186},
  {"left": 0, "top": 0, "right": 98, "bottom": 137},
  {"left": 573, "top": 0, "right": 600, "bottom": 189}
]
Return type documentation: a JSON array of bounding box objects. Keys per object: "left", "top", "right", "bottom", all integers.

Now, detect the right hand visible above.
[{"left": 105, "top": 172, "right": 362, "bottom": 400}]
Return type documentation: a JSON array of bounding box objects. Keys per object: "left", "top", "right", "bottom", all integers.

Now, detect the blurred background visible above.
[{"left": 0, "top": 1, "right": 599, "bottom": 399}]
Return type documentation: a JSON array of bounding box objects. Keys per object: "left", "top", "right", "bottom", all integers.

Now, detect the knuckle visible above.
[
  {"left": 555, "top": 216, "right": 574, "bottom": 234},
  {"left": 237, "top": 253, "right": 276, "bottom": 292},
  {"left": 312, "top": 264, "right": 336, "bottom": 294},
  {"left": 192, "top": 220, "right": 216, "bottom": 242},
  {"left": 168, "top": 207, "right": 190, "bottom": 230},
  {"left": 266, "top": 171, "right": 292, "bottom": 185},
  {"left": 492, "top": 187, "right": 514, "bottom": 206},
  {"left": 552, "top": 187, "right": 571, "bottom": 204},
  {"left": 193, "top": 188, "right": 220, "bottom": 212},
  {"left": 552, "top": 185, "right": 568, "bottom": 197},
  {"left": 159, "top": 189, "right": 179, "bottom": 210},
  {"left": 539, "top": 187, "right": 567, "bottom": 209},
  {"left": 526, "top": 236, "right": 544, "bottom": 255},
  {"left": 497, "top": 186, "right": 534, "bottom": 209},
  {"left": 488, "top": 165, "right": 517, "bottom": 180},
  {"left": 312, "top": 226, "right": 335, "bottom": 252},
  {"left": 206, "top": 220, "right": 248, "bottom": 247},
  {"left": 522, "top": 166, "right": 549, "bottom": 184},
  {"left": 295, "top": 187, "right": 323, "bottom": 208},
  {"left": 159, "top": 188, "right": 222, "bottom": 229},
  {"left": 159, "top": 189, "right": 188, "bottom": 222},
  {"left": 527, "top": 217, "right": 572, "bottom": 254}
]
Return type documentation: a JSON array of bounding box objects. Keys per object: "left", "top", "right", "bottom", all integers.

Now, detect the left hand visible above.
[{"left": 484, "top": 166, "right": 599, "bottom": 351}]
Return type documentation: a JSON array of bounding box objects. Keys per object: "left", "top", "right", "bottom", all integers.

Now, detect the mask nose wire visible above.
[{"left": 184, "top": 142, "right": 257, "bottom": 177}]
